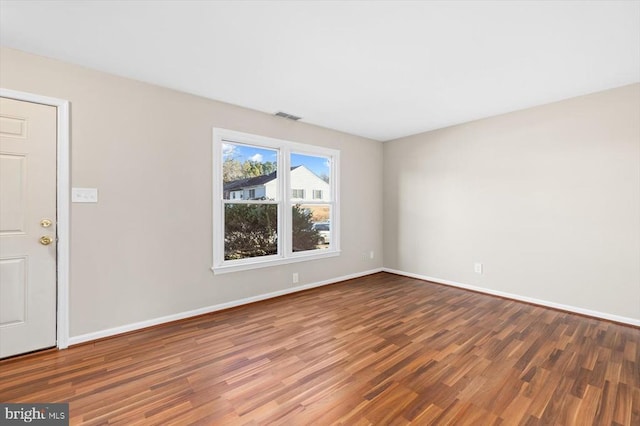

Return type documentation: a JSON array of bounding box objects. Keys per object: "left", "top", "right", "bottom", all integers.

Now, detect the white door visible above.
[{"left": 0, "top": 97, "right": 57, "bottom": 358}]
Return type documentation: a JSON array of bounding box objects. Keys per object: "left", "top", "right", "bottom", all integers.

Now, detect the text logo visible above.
[{"left": 0, "top": 404, "right": 68, "bottom": 425}]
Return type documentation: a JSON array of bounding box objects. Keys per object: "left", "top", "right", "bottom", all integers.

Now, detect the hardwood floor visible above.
[{"left": 1, "top": 272, "right": 638, "bottom": 425}]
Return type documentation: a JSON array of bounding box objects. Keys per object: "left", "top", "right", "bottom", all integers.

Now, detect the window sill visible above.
[{"left": 211, "top": 250, "right": 341, "bottom": 275}]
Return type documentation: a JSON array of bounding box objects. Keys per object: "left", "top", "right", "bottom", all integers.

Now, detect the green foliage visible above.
[
  {"left": 292, "top": 205, "right": 322, "bottom": 252},
  {"left": 224, "top": 204, "right": 277, "bottom": 260},
  {"left": 222, "top": 158, "right": 243, "bottom": 183},
  {"left": 223, "top": 158, "right": 277, "bottom": 183},
  {"left": 242, "top": 160, "right": 276, "bottom": 178},
  {"left": 224, "top": 204, "right": 320, "bottom": 260}
]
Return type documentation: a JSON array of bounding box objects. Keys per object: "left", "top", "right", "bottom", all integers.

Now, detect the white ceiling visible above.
[{"left": 1, "top": 1, "right": 639, "bottom": 141}]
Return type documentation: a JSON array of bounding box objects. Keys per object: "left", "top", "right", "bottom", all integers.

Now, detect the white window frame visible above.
[
  {"left": 212, "top": 128, "right": 340, "bottom": 274},
  {"left": 313, "top": 189, "right": 323, "bottom": 200}
]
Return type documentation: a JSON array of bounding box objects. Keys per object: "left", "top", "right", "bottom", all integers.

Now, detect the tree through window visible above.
[{"left": 213, "top": 129, "right": 340, "bottom": 273}]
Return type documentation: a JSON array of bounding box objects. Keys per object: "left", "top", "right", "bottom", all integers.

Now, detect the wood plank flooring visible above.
[{"left": 1, "top": 272, "right": 639, "bottom": 425}]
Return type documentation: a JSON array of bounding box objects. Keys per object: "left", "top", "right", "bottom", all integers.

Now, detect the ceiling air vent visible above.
[{"left": 275, "top": 111, "right": 302, "bottom": 121}]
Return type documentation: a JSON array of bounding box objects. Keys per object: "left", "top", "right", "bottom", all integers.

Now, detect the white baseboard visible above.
[
  {"left": 68, "top": 268, "right": 384, "bottom": 346},
  {"left": 383, "top": 268, "right": 640, "bottom": 327}
]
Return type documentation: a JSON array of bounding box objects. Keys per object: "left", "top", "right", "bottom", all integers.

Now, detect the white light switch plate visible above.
[{"left": 72, "top": 187, "right": 98, "bottom": 203}]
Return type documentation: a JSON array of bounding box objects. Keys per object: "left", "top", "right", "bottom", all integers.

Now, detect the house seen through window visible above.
[{"left": 213, "top": 128, "right": 339, "bottom": 273}]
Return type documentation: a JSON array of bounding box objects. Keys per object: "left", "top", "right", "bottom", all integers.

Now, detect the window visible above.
[{"left": 213, "top": 128, "right": 340, "bottom": 273}]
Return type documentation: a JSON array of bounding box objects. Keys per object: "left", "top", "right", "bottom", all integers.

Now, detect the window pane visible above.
[
  {"left": 223, "top": 143, "right": 278, "bottom": 200},
  {"left": 225, "top": 204, "right": 278, "bottom": 260},
  {"left": 290, "top": 153, "right": 330, "bottom": 201},
  {"left": 292, "top": 204, "right": 331, "bottom": 252}
]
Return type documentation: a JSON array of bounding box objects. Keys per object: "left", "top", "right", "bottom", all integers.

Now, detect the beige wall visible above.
[
  {"left": 384, "top": 83, "right": 640, "bottom": 321},
  {"left": 0, "top": 47, "right": 384, "bottom": 338},
  {"left": 2, "top": 45, "right": 637, "bottom": 338}
]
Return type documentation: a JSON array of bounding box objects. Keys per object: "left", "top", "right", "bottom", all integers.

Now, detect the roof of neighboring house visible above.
[{"left": 223, "top": 166, "right": 301, "bottom": 192}]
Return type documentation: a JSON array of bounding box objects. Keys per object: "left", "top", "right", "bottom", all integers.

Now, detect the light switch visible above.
[{"left": 72, "top": 187, "right": 98, "bottom": 203}]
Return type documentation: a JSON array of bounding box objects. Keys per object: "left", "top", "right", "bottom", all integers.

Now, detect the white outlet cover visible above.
[{"left": 72, "top": 187, "right": 98, "bottom": 203}]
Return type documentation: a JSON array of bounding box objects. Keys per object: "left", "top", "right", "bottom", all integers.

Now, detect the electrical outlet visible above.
[
  {"left": 292, "top": 273, "right": 299, "bottom": 284},
  {"left": 369, "top": 251, "right": 374, "bottom": 260},
  {"left": 474, "top": 262, "right": 483, "bottom": 274}
]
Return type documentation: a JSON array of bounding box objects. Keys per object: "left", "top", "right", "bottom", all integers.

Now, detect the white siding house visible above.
[{"left": 224, "top": 165, "right": 329, "bottom": 201}]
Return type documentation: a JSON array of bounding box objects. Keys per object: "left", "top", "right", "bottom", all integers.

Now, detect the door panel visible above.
[
  {"left": 0, "top": 97, "right": 57, "bottom": 358},
  {"left": 0, "top": 257, "right": 27, "bottom": 326},
  {"left": 0, "top": 153, "right": 27, "bottom": 234}
]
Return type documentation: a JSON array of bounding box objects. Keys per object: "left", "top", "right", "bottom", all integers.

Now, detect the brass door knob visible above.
[
  {"left": 39, "top": 235, "right": 54, "bottom": 245},
  {"left": 40, "top": 219, "right": 53, "bottom": 228}
]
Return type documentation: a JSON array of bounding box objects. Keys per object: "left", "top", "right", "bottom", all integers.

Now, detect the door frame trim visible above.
[{"left": 1, "top": 88, "right": 70, "bottom": 350}]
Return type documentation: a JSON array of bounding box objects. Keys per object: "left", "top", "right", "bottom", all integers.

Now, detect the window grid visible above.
[{"left": 213, "top": 128, "right": 340, "bottom": 273}]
